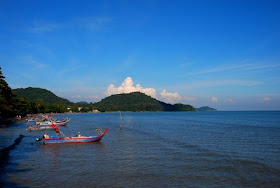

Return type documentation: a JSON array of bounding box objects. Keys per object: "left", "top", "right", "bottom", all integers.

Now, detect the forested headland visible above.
[{"left": 91, "top": 92, "right": 195, "bottom": 112}]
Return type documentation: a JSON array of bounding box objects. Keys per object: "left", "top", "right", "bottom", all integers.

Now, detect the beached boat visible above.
[{"left": 36, "top": 128, "right": 109, "bottom": 144}]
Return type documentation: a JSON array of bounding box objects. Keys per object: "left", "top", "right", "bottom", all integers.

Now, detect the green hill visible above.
[
  {"left": 196, "top": 106, "right": 217, "bottom": 111},
  {"left": 12, "top": 87, "right": 73, "bottom": 106},
  {"left": 91, "top": 92, "right": 195, "bottom": 112},
  {"left": 11, "top": 87, "right": 209, "bottom": 112}
]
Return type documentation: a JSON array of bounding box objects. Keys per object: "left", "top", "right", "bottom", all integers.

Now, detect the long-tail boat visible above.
[
  {"left": 27, "top": 124, "right": 56, "bottom": 131},
  {"left": 36, "top": 128, "right": 109, "bottom": 144},
  {"left": 53, "top": 118, "right": 71, "bottom": 126},
  {"left": 36, "top": 118, "right": 71, "bottom": 126}
]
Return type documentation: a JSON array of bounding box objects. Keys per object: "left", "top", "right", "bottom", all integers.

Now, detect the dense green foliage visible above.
[
  {"left": 0, "top": 67, "right": 18, "bottom": 118},
  {"left": 0, "top": 67, "right": 77, "bottom": 119},
  {"left": 173, "top": 103, "right": 197, "bottom": 111},
  {"left": 13, "top": 87, "right": 72, "bottom": 106},
  {"left": 90, "top": 92, "right": 196, "bottom": 112},
  {"left": 11, "top": 87, "right": 77, "bottom": 115},
  {"left": 91, "top": 92, "right": 163, "bottom": 112}
]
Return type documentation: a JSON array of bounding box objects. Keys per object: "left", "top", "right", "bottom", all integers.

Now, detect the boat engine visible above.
[{"left": 36, "top": 137, "right": 41, "bottom": 142}]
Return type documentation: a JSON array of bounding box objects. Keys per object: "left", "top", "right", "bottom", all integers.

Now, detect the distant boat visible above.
[
  {"left": 36, "top": 118, "right": 71, "bottom": 126},
  {"left": 27, "top": 115, "right": 52, "bottom": 124},
  {"left": 52, "top": 118, "right": 71, "bottom": 126},
  {"left": 36, "top": 128, "right": 109, "bottom": 144},
  {"left": 26, "top": 118, "right": 36, "bottom": 123},
  {"left": 35, "top": 120, "right": 52, "bottom": 126}
]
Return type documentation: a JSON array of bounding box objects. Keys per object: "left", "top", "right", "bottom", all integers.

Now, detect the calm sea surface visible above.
[{"left": 1, "top": 111, "right": 280, "bottom": 187}]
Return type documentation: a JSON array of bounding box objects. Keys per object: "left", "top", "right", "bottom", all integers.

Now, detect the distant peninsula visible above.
[{"left": 196, "top": 106, "right": 217, "bottom": 112}]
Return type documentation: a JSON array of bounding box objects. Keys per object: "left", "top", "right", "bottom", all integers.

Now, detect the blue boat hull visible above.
[{"left": 44, "top": 136, "right": 103, "bottom": 144}]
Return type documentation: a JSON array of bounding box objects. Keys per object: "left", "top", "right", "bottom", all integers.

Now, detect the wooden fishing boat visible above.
[
  {"left": 26, "top": 118, "right": 36, "bottom": 123},
  {"left": 27, "top": 125, "right": 56, "bottom": 131},
  {"left": 53, "top": 118, "right": 71, "bottom": 126},
  {"left": 36, "top": 118, "right": 71, "bottom": 126},
  {"left": 36, "top": 128, "right": 109, "bottom": 144},
  {"left": 36, "top": 120, "right": 52, "bottom": 126}
]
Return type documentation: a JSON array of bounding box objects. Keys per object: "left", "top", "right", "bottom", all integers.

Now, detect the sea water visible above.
[{"left": 1, "top": 111, "right": 280, "bottom": 187}]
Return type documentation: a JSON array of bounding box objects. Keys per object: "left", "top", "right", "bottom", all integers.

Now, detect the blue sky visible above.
[{"left": 1, "top": 0, "right": 280, "bottom": 110}]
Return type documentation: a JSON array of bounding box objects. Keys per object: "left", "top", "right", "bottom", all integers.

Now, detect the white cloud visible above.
[
  {"left": 182, "top": 96, "right": 196, "bottom": 101},
  {"left": 227, "top": 98, "right": 233, "bottom": 102},
  {"left": 71, "top": 94, "right": 81, "bottom": 99},
  {"left": 106, "top": 77, "right": 156, "bottom": 98},
  {"left": 28, "top": 16, "right": 112, "bottom": 34},
  {"left": 160, "top": 90, "right": 182, "bottom": 104},
  {"left": 187, "top": 64, "right": 248, "bottom": 76},
  {"left": 184, "top": 80, "right": 262, "bottom": 89},
  {"left": 24, "top": 55, "right": 48, "bottom": 69},
  {"left": 29, "top": 21, "right": 64, "bottom": 33},
  {"left": 78, "top": 17, "right": 112, "bottom": 31},
  {"left": 211, "top": 97, "right": 218, "bottom": 102},
  {"left": 264, "top": 97, "right": 271, "bottom": 102},
  {"left": 88, "top": 95, "right": 100, "bottom": 100},
  {"left": 186, "top": 62, "right": 280, "bottom": 76},
  {"left": 106, "top": 77, "right": 196, "bottom": 104}
]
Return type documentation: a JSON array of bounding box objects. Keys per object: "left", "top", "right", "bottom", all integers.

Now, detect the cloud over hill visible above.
[
  {"left": 105, "top": 77, "right": 194, "bottom": 104},
  {"left": 106, "top": 77, "right": 156, "bottom": 98}
]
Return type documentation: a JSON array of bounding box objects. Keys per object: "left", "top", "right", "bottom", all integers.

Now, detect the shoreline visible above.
[
  {"left": 0, "top": 118, "right": 19, "bottom": 128},
  {"left": 0, "top": 134, "right": 25, "bottom": 187}
]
